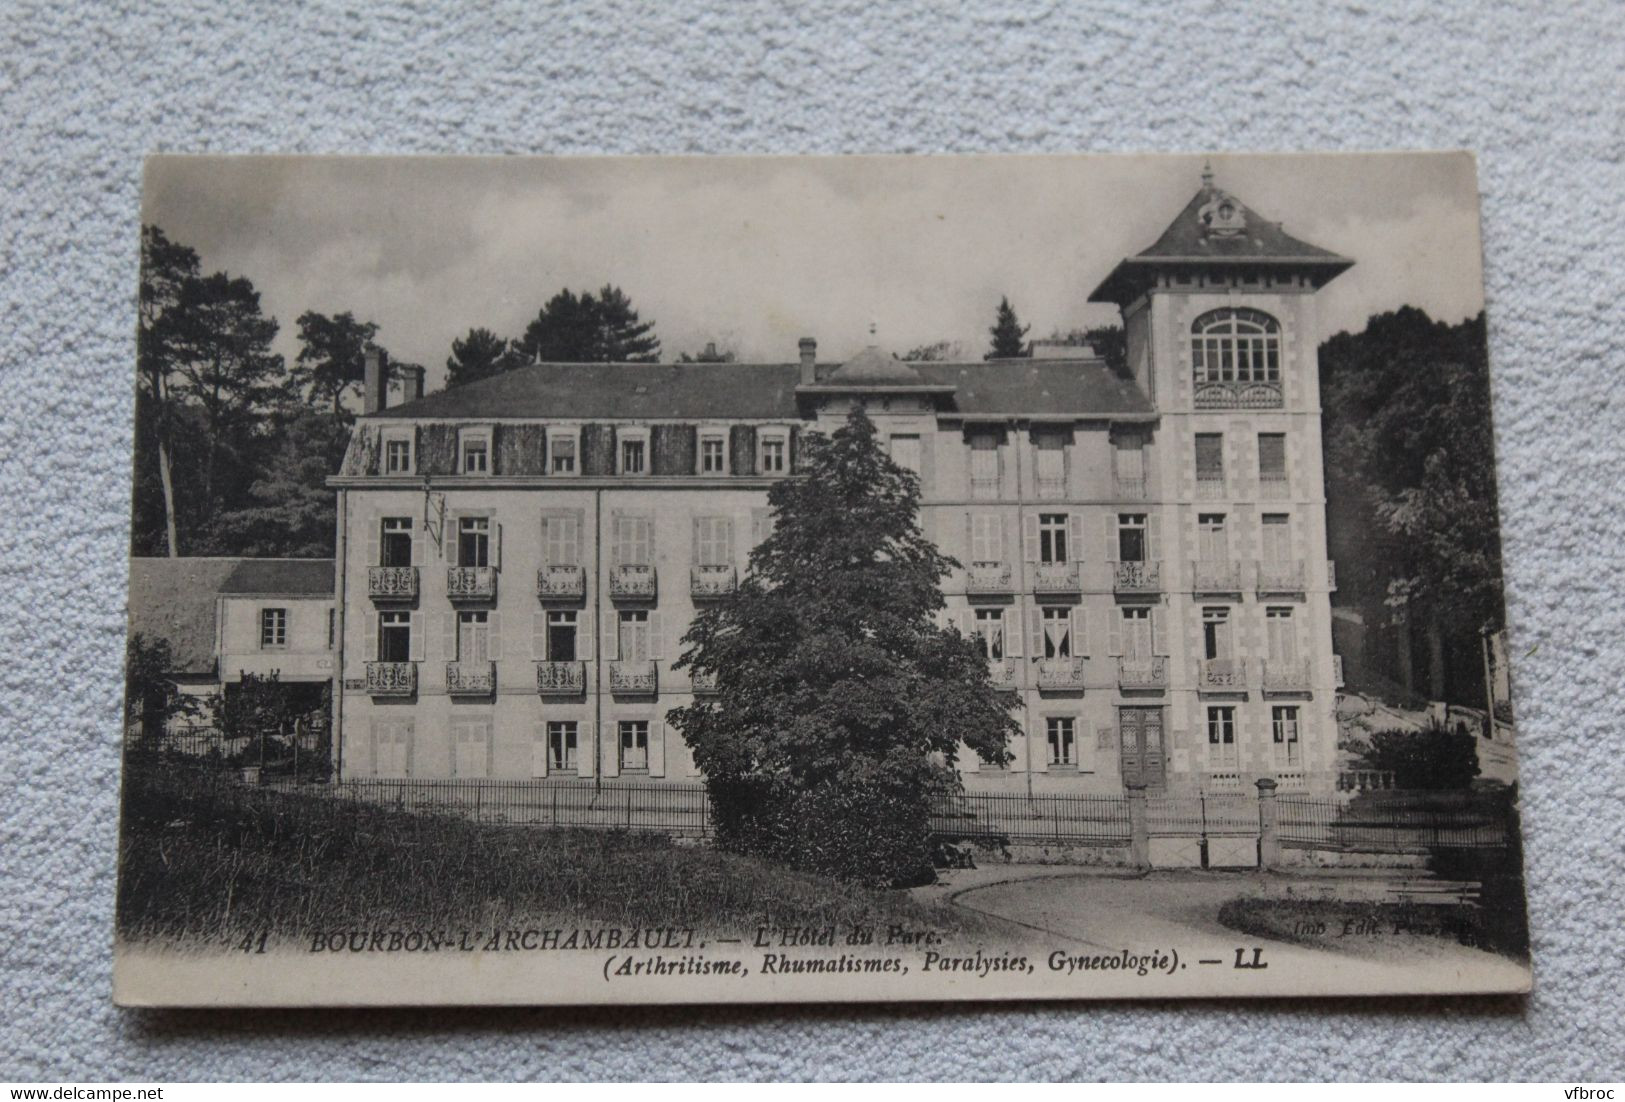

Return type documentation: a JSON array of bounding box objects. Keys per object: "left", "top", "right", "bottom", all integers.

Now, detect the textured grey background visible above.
[{"left": 2, "top": 0, "right": 1622, "bottom": 1082}]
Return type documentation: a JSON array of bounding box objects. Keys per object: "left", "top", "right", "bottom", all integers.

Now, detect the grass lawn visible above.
[{"left": 117, "top": 763, "right": 995, "bottom": 948}]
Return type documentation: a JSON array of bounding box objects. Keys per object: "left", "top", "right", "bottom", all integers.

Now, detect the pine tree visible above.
[
  {"left": 446, "top": 327, "right": 518, "bottom": 389},
  {"left": 591, "top": 284, "right": 661, "bottom": 362},
  {"left": 517, "top": 286, "right": 662, "bottom": 362},
  {"left": 290, "top": 311, "right": 381, "bottom": 420},
  {"left": 667, "top": 408, "right": 1018, "bottom": 886},
  {"left": 136, "top": 225, "right": 201, "bottom": 556},
  {"left": 985, "top": 296, "right": 1029, "bottom": 359}
]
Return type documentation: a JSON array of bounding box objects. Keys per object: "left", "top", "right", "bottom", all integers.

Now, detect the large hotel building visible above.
[{"left": 329, "top": 172, "right": 1351, "bottom": 796}]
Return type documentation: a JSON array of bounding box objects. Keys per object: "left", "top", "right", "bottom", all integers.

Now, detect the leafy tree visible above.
[
  {"left": 667, "top": 408, "right": 1018, "bottom": 886},
  {"left": 985, "top": 296, "right": 1029, "bottom": 359},
  {"left": 1353, "top": 719, "right": 1481, "bottom": 790},
  {"left": 677, "top": 342, "right": 736, "bottom": 363},
  {"left": 446, "top": 327, "right": 520, "bottom": 389},
  {"left": 517, "top": 285, "right": 662, "bottom": 362},
  {"left": 901, "top": 340, "right": 966, "bottom": 362},
  {"left": 124, "top": 633, "right": 203, "bottom": 742},
  {"left": 137, "top": 225, "right": 201, "bottom": 557},
  {"left": 211, "top": 407, "right": 344, "bottom": 556},
  {"left": 290, "top": 311, "right": 381, "bottom": 421}
]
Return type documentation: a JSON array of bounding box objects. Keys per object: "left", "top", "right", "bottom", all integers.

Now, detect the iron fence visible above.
[
  {"left": 930, "top": 791, "right": 1133, "bottom": 845},
  {"left": 1147, "top": 793, "right": 1260, "bottom": 837},
  {"left": 330, "top": 777, "right": 713, "bottom": 835},
  {"left": 1277, "top": 793, "right": 1510, "bottom": 851}
]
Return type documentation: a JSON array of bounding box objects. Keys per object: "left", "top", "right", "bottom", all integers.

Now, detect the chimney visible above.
[
  {"left": 402, "top": 364, "right": 425, "bottom": 403},
  {"left": 798, "top": 337, "right": 817, "bottom": 385},
  {"left": 362, "top": 348, "right": 388, "bottom": 414},
  {"left": 704, "top": 341, "right": 718, "bottom": 360}
]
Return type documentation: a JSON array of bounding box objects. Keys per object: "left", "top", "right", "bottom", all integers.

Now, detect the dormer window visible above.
[
  {"left": 382, "top": 430, "right": 414, "bottom": 475},
  {"left": 699, "top": 429, "right": 727, "bottom": 475},
  {"left": 548, "top": 430, "right": 578, "bottom": 476},
  {"left": 618, "top": 428, "right": 649, "bottom": 476},
  {"left": 758, "top": 428, "right": 789, "bottom": 475},
  {"left": 459, "top": 429, "right": 491, "bottom": 475}
]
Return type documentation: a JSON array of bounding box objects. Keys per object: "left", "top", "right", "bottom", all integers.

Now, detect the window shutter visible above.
[
  {"left": 602, "top": 613, "right": 619, "bottom": 661},
  {"left": 1070, "top": 513, "right": 1086, "bottom": 561},
  {"left": 365, "top": 517, "right": 379, "bottom": 568},
  {"left": 364, "top": 611, "right": 377, "bottom": 662},
  {"left": 919, "top": 435, "right": 934, "bottom": 496},
  {"left": 1008, "top": 727, "right": 1029, "bottom": 772},
  {"left": 539, "top": 516, "right": 551, "bottom": 565},
  {"left": 1023, "top": 514, "right": 1039, "bottom": 563},
  {"left": 963, "top": 511, "right": 973, "bottom": 562},
  {"left": 1104, "top": 515, "right": 1118, "bottom": 562},
  {"left": 1108, "top": 610, "right": 1123, "bottom": 657},
  {"left": 445, "top": 515, "right": 459, "bottom": 567},
  {"left": 729, "top": 515, "right": 742, "bottom": 568},
  {"left": 649, "top": 611, "right": 664, "bottom": 659},
  {"left": 1152, "top": 607, "right": 1169, "bottom": 656},
  {"left": 491, "top": 522, "right": 502, "bottom": 569},
  {"left": 408, "top": 612, "right": 424, "bottom": 662},
  {"left": 958, "top": 608, "right": 975, "bottom": 639},
  {"left": 487, "top": 612, "right": 503, "bottom": 661},
  {"left": 1147, "top": 515, "right": 1162, "bottom": 562},
  {"left": 649, "top": 720, "right": 666, "bottom": 777},
  {"left": 532, "top": 612, "right": 548, "bottom": 661},
  {"left": 531, "top": 724, "right": 549, "bottom": 778},
  {"left": 403, "top": 724, "right": 415, "bottom": 777},
  {"left": 1030, "top": 717, "right": 1048, "bottom": 772},
  {"left": 577, "top": 613, "right": 593, "bottom": 661},
  {"left": 1006, "top": 609, "right": 1023, "bottom": 658},
  {"left": 1027, "top": 608, "right": 1044, "bottom": 659},
  {"left": 1077, "top": 716, "right": 1095, "bottom": 772},
  {"left": 577, "top": 722, "right": 595, "bottom": 777},
  {"left": 1071, "top": 607, "right": 1088, "bottom": 657},
  {"left": 602, "top": 726, "right": 620, "bottom": 778},
  {"left": 996, "top": 515, "right": 1008, "bottom": 562},
  {"left": 609, "top": 517, "right": 622, "bottom": 568},
  {"left": 410, "top": 527, "right": 421, "bottom": 567},
  {"left": 440, "top": 612, "right": 456, "bottom": 662},
  {"left": 690, "top": 517, "right": 701, "bottom": 563}
]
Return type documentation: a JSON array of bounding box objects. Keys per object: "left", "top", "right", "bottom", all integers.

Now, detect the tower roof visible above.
[
  {"left": 820, "top": 345, "right": 933, "bottom": 387},
  {"left": 1089, "top": 168, "right": 1352, "bottom": 305}
]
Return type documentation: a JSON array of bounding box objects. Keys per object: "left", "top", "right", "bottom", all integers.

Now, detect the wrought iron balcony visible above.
[
  {"left": 1035, "top": 656, "right": 1087, "bottom": 691},
  {"left": 690, "top": 669, "right": 719, "bottom": 694},
  {"left": 1195, "top": 476, "right": 1227, "bottom": 500},
  {"left": 535, "top": 660, "right": 585, "bottom": 696},
  {"left": 1199, "top": 658, "right": 1248, "bottom": 692},
  {"left": 987, "top": 662, "right": 1019, "bottom": 692},
  {"left": 445, "top": 661, "right": 495, "bottom": 696},
  {"left": 365, "top": 661, "right": 416, "bottom": 696},
  {"left": 1113, "top": 475, "right": 1147, "bottom": 500},
  {"left": 1112, "top": 559, "right": 1162, "bottom": 597},
  {"left": 1259, "top": 473, "right": 1291, "bottom": 500},
  {"left": 608, "top": 564, "right": 657, "bottom": 601},
  {"left": 1255, "top": 559, "right": 1307, "bottom": 594},
  {"left": 1192, "top": 559, "right": 1245, "bottom": 595},
  {"left": 1032, "top": 561, "right": 1080, "bottom": 595},
  {"left": 1193, "top": 379, "right": 1283, "bottom": 410},
  {"left": 690, "top": 564, "right": 737, "bottom": 600},
  {"left": 1263, "top": 659, "right": 1312, "bottom": 694},
  {"left": 1117, "top": 656, "right": 1168, "bottom": 691},
  {"left": 446, "top": 566, "right": 497, "bottom": 601},
  {"left": 536, "top": 563, "right": 585, "bottom": 601},
  {"left": 609, "top": 659, "right": 658, "bottom": 694},
  {"left": 367, "top": 565, "right": 418, "bottom": 601},
  {"left": 965, "top": 561, "right": 1013, "bottom": 595}
]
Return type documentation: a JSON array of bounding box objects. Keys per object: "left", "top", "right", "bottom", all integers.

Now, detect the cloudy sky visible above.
[{"left": 144, "top": 152, "right": 1484, "bottom": 390}]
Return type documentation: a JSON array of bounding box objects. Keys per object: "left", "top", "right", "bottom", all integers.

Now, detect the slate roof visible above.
[
  {"left": 219, "top": 558, "right": 334, "bottom": 596},
  {"left": 914, "top": 361, "right": 1154, "bottom": 417},
  {"left": 126, "top": 558, "right": 241, "bottom": 676},
  {"left": 820, "top": 345, "right": 935, "bottom": 387}
]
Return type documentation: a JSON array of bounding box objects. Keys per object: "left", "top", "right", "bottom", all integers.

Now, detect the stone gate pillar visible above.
[
  {"left": 1125, "top": 782, "right": 1150, "bottom": 869},
  {"left": 1255, "top": 777, "right": 1280, "bottom": 870}
]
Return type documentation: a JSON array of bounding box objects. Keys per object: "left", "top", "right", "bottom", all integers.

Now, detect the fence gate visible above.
[{"left": 1146, "top": 792, "right": 1260, "bottom": 869}]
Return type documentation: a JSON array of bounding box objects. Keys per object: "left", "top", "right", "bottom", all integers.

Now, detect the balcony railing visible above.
[
  {"left": 1256, "top": 559, "right": 1306, "bottom": 594},
  {"left": 365, "top": 661, "right": 416, "bottom": 696},
  {"left": 1035, "top": 656, "right": 1087, "bottom": 691},
  {"left": 1113, "top": 560, "right": 1162, "bottom": 596},
  {"left": 1332, "top": 654, "right": 1345, "bottom": 689},
  {"left": 609, "top": 659, "right": 658, "bottom": 694},
  {"left": 537, "top": 563, "right": 585, "bottom": 601},
  {"left": 1263, "top": 659, "right": 1312, "bottom": 694},
  {"left": 446, "top": 566, "right": 497, "bottom": 601},
  {"left": 1193, "top": 379, "right": 1283, "bottom": 410},
  {"left": 1191, "top": 559, "right": 1245, "bottom": 594},
  {"left": 987, "top": 662, "right": 1018, "bottom": 692},
  {"left": 690, "top": 564, "right": 737, "bottom": 600},
  {"left": 1117, "top": 656, "right": 1168, "bottom": 691},
  {"left": 1031, "top": 561, "right": 1080, "bottom": 595},
  {"left": 608, "top": 564, "right": 657, "bottom": 601},
  {"left": 368, "top": 565, "right": 418, "bottom": 601},
  {"left": 1195, "top": 476, "right": 1227, "bottom": 500},
  {"left": 445, "top": 660, "right": 495, "bottom": 696},
  {"left": 1273, "top": 769, "right": 1309, "bottom": 793},
  {"left": 965, "top": 561, "right": 1013, "bottom": 595},
  {"left": 1201, "top": 770, "right": 1247, "bottom": 793},
  {"left": 1113, "top": 475, "right": 1147, "bottom": 500},
  {"left": 535, "top": 661, "right": 585, "bottom": 696},
  {"left": 1259, "top": 473, "right": 1291, "bottom": 499},
  {"left": 1199, "top": 658, "right": 1248, "bottom": 692},
  {"left": 690, "top": 669, "right": 719, "bottom": 694}
]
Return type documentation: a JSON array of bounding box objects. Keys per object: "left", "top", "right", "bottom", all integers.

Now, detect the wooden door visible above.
[{"left": 1119, "top": 706, "right": 1166, "bottom": 790}]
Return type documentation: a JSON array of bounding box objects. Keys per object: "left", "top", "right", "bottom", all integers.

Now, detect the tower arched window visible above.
[{"left": 1191, "top": 308, "right": 1280, "bottom": 384}]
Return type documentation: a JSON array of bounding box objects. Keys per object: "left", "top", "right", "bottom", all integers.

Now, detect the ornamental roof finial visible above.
[{"left": 1201, "top": 158, "right": 1214, "bottom": 190}]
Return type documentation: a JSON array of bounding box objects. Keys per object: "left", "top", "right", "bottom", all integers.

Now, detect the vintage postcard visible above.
[{"left": 115, "top": 152, "right": 1530, "bottom": 1006}]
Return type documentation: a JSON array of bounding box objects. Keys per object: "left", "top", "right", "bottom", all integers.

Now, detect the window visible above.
[
  {"left": 1113, "top": 431, "right": 1145, "bottom": 495},
  {"left": 1191, "top": 308, "right": 1280, "bottom": 384},
  {"left": 384, "top": 436, "right": 413, "bottom": 474},
  {"left": 546, "top": 611, "right": 578, "bottom": 662},
  {"left": 619, "top": 435, "right": 647, "bottom": 475},
  {"left": 548, "top": 721, "right": 578, "bottom": 771},
  {"left": 1038, "top": 514, "right": 1069, "bottom": 564},
  {"left": 889, "top": 434, "right": 922, "bottom": 478},
  {"left": 548, "top": 432, "right": 577, "bottom": 475},
  {"left": 380, "top": 517, "right": 413, "bottom": 566},
  {"left": 1041, "top": 607, "right": 1072, "bottom": 658},
  {"left": 694, "top": 516, "right": 734, "bottom": 567},
  {"left": 456, "top": 610, "right": 489, "bottom": 662},
  {"left": 378, "top": 611, "right": 412, "bottom": 662},
  {"left": 1117, "top": 513, "right": 1148, "bottom": 562},
  {"left": 260, "top": 607, "right": 287, "bottom": 649},
  {"left": 613, "top": 516, "right": 652, "bottom": 567},
  {"left": 974, "top": 608, "right": 1005, "bottom": 661},
  {"left": 1266, "top": 607, "right": 1298, "bottom": 663},
  {"left": 1207, "top": 706, "right": 1238, "bottom": 767},
  {"left": 969, "top": 432, "right": 1000, "bottom": 498},
  {"left": 327, "top": 608, "right": 336, "bottom": 650},
  {"left": 460, "top": 432, "right": 490, "bottom": 475},
  {"left": 1272, "top": 705, "right": 1301, "bottom": 766},
  {"left": 1202, "top": 607, "right": 1232, "bottom": 660},
  {"left": 1047, "top": 717, "right": 1076, "bottom": 767},
  {"left": 970, "top": 514, "right": 1003, "bottom": 563},
  {"left": 1120, "top": 607, "right": 1152, "bottom": 660},
  {"left": 1195, "top": 433, "right": 1225, "bottom": 491},
  {"left": 700, "top": 434, "right": 726, "bottom": 474},
  {"left": 458, "top": 516, "right": 490, "bottom": 567},
  {"left": 453, "top": 720, "right": 489, "bottom": 779},
  {"left": 1034, "top": 433, "right": 1065, "bottom": 497},
  {"left": 760, "top": 433, "right": 788, "bottom": 474},
  {"left": 1258, "top": 433, "right": 1288, "bottom": 489},
  {"left": 1198, "top": 513, "right": 1229, "bottom": 561},
  {"left": 544, "top": 514, "right": 580, "bottom": 566},
  {"left": 373, "top": 720, "right": 412, "bottom": 776},
  {"left": 619, "top": 720, "right": 649, "bottom": 772},
  {"left": 619, "top": 610, "right": 650, "bottom": 661},
  {"left": 1261, "top": 513, "right": 1291, "bottom": 562}
]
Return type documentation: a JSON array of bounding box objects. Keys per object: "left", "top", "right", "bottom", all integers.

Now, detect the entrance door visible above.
[{"left": 1119, "top": 706, "right": 1166, "bottom": 789}]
